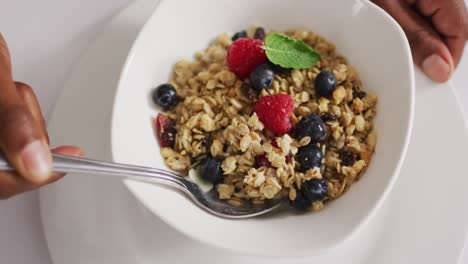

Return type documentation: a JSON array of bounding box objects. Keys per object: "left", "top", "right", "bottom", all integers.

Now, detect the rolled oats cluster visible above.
[{"left": 152, "top": 27, "right": 377, "bottom": 211}]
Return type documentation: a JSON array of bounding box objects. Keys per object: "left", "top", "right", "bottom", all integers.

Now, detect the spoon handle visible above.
[{"left": 0, "top": 153, "right": 189, "bottom": 189}]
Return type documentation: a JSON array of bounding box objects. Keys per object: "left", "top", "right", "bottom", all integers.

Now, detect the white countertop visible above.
[{"left": 0, "top": 1, "right": 467, "bottom": 263}]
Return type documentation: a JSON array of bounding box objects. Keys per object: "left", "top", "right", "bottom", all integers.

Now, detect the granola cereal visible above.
[{"left": 151, "top": 27, "right": 378, "bottom": 212}]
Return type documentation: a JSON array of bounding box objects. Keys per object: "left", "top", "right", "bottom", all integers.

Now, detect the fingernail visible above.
[
  {"left": 20, "top": 140, "right": 52, "bottom": 182},
  {"left": 422, "top": 54, "right": 452, "bottom": 83}
]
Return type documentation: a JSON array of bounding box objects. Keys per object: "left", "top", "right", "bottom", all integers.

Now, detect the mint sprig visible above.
[{"left": 262, "top": 33, "right": 321, "bottom": 69}]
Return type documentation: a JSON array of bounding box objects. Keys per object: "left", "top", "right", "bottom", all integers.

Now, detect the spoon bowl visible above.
[{"left": 182, "top": 185, "right": 282, "bottom": 219}]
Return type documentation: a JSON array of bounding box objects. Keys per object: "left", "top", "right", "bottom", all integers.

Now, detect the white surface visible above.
[
  {"left": 0, "top": 1, "right": 130, "bottom": 264},
  {"left": 112, "top": 0, "right": 414, "bottom": 256},
  {"left": 0, "top": 0, "right": 468, "bottom": 263},
  {"left": 41, "top": 1, "right": 468, "bottom": 264}
]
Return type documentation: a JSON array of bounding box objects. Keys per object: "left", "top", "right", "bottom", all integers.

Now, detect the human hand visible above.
[
  {"left": 372, "top": 0, "right": 468, "bottom": 82},
  {"left": 0, "top": 33, "right": 82, "bottom": 199}
]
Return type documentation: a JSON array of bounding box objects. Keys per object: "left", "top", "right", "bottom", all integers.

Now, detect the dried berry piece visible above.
[
  {"left": 204, "top": 135, "right": 213, "bottom": 153},
  {"left": 354, "top": 90, "right": 367, "bottom": 99},
  {"left": 321, "top": 112, "right": 338, "bottom": 122},
  {"left": 231, "top": 30, "right": 247, "bottom": 41},
  {"left": 271, "top": 139, "right": 279, "bottom": 148},
  {"left": 242, "top": 83, "right": 257, "bottom": 100},
  {"left": 268, "top": 61, "right": 291, "bottom": 76},
  {"left": 253, "top": 27, "right": 266, "bottom": 40},
  {"left": 340, "top": 150, "right": 356, "bottom": 167},
  {"left": 155, "top": 113, "right": 176, "bottom": 148},
  {"left": 255, "top": 154, "right": 272, "bottom": 168}
]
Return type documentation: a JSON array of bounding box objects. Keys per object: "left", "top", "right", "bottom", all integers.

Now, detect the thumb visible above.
[
  {"left": 0, "top": 105, "right": 52, "bottom": 183},
  {"left": 372, "top": 0, "right": 454, "bottom": 82}
]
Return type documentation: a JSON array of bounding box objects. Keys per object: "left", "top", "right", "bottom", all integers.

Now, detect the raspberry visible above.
[
  {"left": 154, "top": 113, "right": 176, "bottom": 148},
  {"left": 227, "top": 38, "right": 267, "bottom": 79},
  {"left": 254, "top": 94, "right": 294, "bottom": 135}
]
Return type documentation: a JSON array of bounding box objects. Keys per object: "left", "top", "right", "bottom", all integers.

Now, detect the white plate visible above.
[{"left": 40, "top": 0, "right": 468, "bottom": 263}]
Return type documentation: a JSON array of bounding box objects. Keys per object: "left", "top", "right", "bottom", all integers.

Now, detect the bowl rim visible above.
[{"left": 110, "top": 0, "right": 415, "bottom": 256}]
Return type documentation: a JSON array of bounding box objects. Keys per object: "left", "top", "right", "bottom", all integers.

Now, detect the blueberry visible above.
[
  {"left": 152, "top": 84, "right": 178, "bottom": 110},
  {"left": 232, "top": 30, "right": 247, "bottom": 41},
  {"left": 198, "top": 156, "right": 224, "bottom": 184},
  {"left": 250, "top": 64, "right": 275, "bottom": 92},
  {"left": 253, "top": 27, "right": 266, "bottom": 40},
  {"left": 290, "top": 190, "right": 311, "bottom": 211},
  {"left": 302, "top": 179, "right": 328, "bottom": 202},
  {"left": 297, "top": 144, "right": 323, "bottom": 170},
  {"left": 294, "top": 115, "right": 327, "bottom": 143},
  {"left": 315, "top": 71, "right": 338, "bottom": 98}
]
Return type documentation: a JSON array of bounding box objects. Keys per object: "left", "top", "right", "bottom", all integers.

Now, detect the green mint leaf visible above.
[{"left": 263, "top": 33, "right": 321, "bottom": 69}]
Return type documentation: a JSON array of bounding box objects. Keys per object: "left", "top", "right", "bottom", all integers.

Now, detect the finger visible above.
[
  {"left": 430, "top": 0, "right": 468, "bottom": 66},
  {"left": 15, "top": 82, "right": 49, "bottom": 143},
  {"left": 407, "top": 0, "right": 467, "bottom": 35},
  {"left": 406, "top": 0, "right": 468, "bottom": 66},
  {"left": 445, "top": 37, "right": 467, "bottom": 67},
  {"left": 373, "top": 0, "right": 454, "bottom": 82},
  {"left": 0, "top": 146, "right": 83, "bottom": 199},
  {"left": 0, "top": 170, "right": 33, "bottom": 199},
  {"left": 0, "top": 34, "right": 18, "bottom": 103},
  {"left": 0, "top": 35, "right": 52, "bottom": 183},
  {"left": 52, "top": 145, "right": 84, "bottom": 157},
  {"left": 0, "top": 33, "right": 12, "bottom": 76},
  {"left": 45, "top": 146, "right": 84, "bottom": 184},
  {"left": 405, "top": 0, "right": 441, "bottom": 17}
]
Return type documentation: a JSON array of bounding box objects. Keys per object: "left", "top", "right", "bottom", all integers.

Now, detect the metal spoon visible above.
[{"left": 0, "top": 153, "right": 281, "bottom": 219}]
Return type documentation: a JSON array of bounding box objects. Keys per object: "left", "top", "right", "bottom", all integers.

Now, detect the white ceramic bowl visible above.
[{"left": 111, "top": 0, "right": 414, "bottom": 257}]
